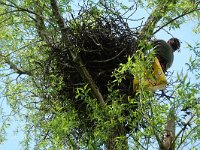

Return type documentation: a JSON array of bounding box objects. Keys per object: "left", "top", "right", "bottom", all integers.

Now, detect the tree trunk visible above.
[{"left": 160, "top": 108, "right": 175, "bottom": 150}]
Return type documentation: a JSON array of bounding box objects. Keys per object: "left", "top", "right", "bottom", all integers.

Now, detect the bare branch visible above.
[
  {"left": 92, "top": 48, "right": 126, "bottom": 63},
  {"left": 75, "top": 59, "right": 106, "bottom": 106}
]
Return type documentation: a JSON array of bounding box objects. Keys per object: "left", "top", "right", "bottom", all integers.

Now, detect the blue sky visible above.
[{"left": 0, "top": 1, "right": 199, "bottom": 150}]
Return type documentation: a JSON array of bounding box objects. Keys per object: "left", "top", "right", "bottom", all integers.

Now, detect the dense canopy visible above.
[{"left": 0, "top": 0, "right": 199, "bottom": 149}]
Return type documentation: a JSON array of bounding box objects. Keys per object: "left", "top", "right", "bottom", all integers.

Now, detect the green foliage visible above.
[
  {"left": 0, "top": 0, "right": 200, "bottom": 149},
  {"left": 183, "top": 42, "right": 200, "bottom": 148}
]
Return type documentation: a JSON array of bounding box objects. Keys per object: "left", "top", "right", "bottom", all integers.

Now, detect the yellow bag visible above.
[{"left": 133, "top": 57, "right": 167, "bottom": 91}]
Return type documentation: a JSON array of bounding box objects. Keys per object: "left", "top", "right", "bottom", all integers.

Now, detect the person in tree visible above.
[
  {"left": 153, "top": 38, "right": 181, "bottom": 72},
  {"left": 134, "top": 38, "right": 180, "bottom": 91}
]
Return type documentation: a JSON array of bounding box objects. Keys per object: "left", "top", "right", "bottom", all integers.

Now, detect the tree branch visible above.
[
  {"left": 153, "top": 7, "right": 200, "bottom": 35},
  {"left": 161, "top": 107, "right": 176, "bottom": 150},
  {"left": 0, "top": 53, "right": 32, "bottom": 76},
  {"left": 34, "top": 2, "right": 52, "bottom": 46},
  {"left": 50, "top": 0, "right": 105, "bottom": 106},
  {"left": 75, "top": 59, "right": 106, "bottom": 106},
  {"left": 50, "top": 0, "right": 67, "bottom": 31},
  {"left": 0, "top": 1, "right": 52, "bottom": 46},
  {"left": 171, "top": 113, "right": 196, "bottom": 149},
  {"left": 0, "top": 1, "right": 38, "bottom": 17},
  {"left": 139, "top": 0, "right": 178, "bottom": 41},
  {"left": 177, "top": 125, "right": 198, "bottom": 149}
]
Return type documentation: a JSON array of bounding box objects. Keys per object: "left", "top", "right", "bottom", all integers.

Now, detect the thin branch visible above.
[
  {"left": 0, "top": 1, "right": 37, "bottom": 16},
  {"left": 153, "top": 7, "right": 200, "bottom": 35},
  {"left": 92, "top": 48, "right": 126, "bottom": 63},
  {"left": 0, "top": 53, "right": 32, "bottom": 76},
  {"left": 177, "top": 125, "right": 199, "bottom": 150},
  {"left": 131, "top": 135, "right": 147, "bottom": 150},
  {"left": 0, "top": 1, "right": 52, "bottom": 45},
  {"left": 171, "top": 114, "right": 196, "bottom": 149}
]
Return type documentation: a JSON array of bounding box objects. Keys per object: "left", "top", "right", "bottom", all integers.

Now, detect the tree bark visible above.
[
  {"left": 160, "top": 108, "right": 175, "bottom": 150},
  {"left": 75, "top": 58, "right": 106, "bottom": 106},
  {"left": 139, "top": 0, "right": 178, "bottom": 41}
]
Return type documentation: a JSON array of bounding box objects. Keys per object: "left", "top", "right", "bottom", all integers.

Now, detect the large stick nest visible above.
[
  {"left": 50, "top": 11, "right": 137, "bottom": 100},
  {"left": 42, "top": 8, "right": 139, "bottom": 140}
]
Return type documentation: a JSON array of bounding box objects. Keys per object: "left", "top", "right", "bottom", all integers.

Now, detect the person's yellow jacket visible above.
[{"left": 133, "top": 57, "right": 167, "bottom": 92}]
